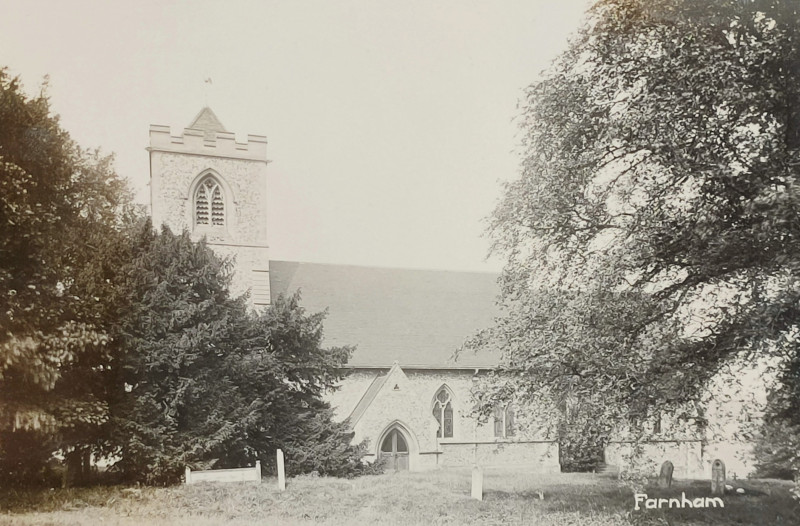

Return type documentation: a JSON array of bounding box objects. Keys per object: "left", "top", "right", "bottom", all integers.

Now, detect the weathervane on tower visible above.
[{"left": 203, "top": 77, "right": 213, "bottom": 105}]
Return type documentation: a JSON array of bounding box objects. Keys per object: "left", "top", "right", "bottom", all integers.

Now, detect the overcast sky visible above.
[{"left": 2, "top": 0, "right": 589, "bottom": 272}]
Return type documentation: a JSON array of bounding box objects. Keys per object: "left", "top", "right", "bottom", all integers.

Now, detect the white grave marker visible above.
[
  {"left": 277, "top": 449, "right": 286, "bottom": 491},
  {"left": 711, "top": 459, "right": 725, "bottom": 496},
  {"left": 471, "top": 465, "right": 483, "bottom": 501}
]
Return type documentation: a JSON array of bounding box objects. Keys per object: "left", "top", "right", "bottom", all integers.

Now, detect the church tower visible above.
[{"left": 148, "top": 107, "right": 270, "bottom": 308}]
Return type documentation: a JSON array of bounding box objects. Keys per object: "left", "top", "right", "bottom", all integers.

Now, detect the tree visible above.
[
  {"left": 753, "top": 353, "right": 800, "bottom": 479},
  {"left": 0, "top": 67, "right": 372, "bottom": 486},
  {"left": 0, "top": 69, "right": 132, "bottom": 484},
  {"left": 240, "top": 291, "right": 370, "bottom": 478},
  {"left": 106, "top": 224, "right": 369, "bottom": 484},
  {"left": 469, "top": 0, "right": 800, "bottom": 476}
]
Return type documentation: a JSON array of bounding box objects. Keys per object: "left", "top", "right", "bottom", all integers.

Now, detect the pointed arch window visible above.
[
  {"left": 494, "top": 404, "right": 515, "bottom": 438},
  {"left": 432, "top": 387, "right": 453, "bottom": 438},
  {"left": 195, "top": 176, "right": 225, "bottom": 226}
]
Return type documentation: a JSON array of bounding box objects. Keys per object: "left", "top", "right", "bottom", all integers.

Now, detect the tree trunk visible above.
[{"left": 62, "top": 447, "right": 92, "bottom": 488}]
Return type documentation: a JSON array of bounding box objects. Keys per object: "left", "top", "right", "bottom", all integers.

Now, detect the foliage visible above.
[
  {"left": 0, "top": 431, "right": 60, "bottom": 487},
  {"left": 0, "top": 69, "right": 132, "bottom": 483},
  {"left": 0, "top": 67, "right": 371, "bottom": 484},
  {"left": 753, "top": 420, "right": 799, "bottom": 480},
  {"left": 240, "top": 292, "right": 376, "bottom": 479},
  {"left": 0, "top": 65, "right": 374, "bottom": 486},
  {"left": 753, "top": 353, "right": 800, "bottom": 480},
  {"left": 105, "top": 225, "right": 368, "bottom": 484},
  {"left": 468, "top": 0, "right": 800, "bottom": 474},
  {"left": 279, "top": 406, "right": 383, "bottom": 478},
  {"left": 101, "top": 223, "right": 241, "bottom": 484}
]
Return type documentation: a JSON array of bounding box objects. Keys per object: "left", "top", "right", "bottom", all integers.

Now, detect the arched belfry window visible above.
[
  {"left": 432, "top": 387, "right": 454, "bottom": 439},
  {"left": 195, "top": 176, "right": 225, "bottom": 227}
]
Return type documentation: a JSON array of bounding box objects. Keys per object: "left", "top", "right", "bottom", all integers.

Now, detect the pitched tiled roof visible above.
[
  {"left": 269, "top": 261, "right": 501, "bottom": 367},
  {"left": 188, "top": 107, "right": 227, "bottom": 135}
]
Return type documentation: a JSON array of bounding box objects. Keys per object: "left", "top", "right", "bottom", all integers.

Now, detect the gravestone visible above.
[
  {"left": 658, "top": 460, "right": 674, "bottom": 488},
  {"left": 277, "top": 449, "right": 286, "bottom": 491},
  {"left": 471, "top": 465, "right": 483, "bottom": 501},
  {"left": 711, "top": 459, "right": 725, "bottom": 496}
]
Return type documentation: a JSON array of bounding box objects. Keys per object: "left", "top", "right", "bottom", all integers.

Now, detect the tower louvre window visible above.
[{"left": 195, "top": 177, "right": 225, "bottom": 226}]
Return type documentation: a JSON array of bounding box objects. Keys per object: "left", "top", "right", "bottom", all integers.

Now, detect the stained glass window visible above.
[
  {"left": 433, "top": 387, "right": 453, "bottom": 438},
  {"left": 493, "top": 406, "right": 504, "bottom": 437},
  {"left": 494, "top": 404, "right": 515, "bottom": 438},
  {"left": 505, "top": 406, "right": 515, "bottom": 437}
]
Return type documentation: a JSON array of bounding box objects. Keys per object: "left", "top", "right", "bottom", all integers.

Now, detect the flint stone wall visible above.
[
  {"left": 328, "top": 367, "right": 560, "bottom": 472},
  {"left": 149, "top": 147, "right": 270, "bottom": 305}
]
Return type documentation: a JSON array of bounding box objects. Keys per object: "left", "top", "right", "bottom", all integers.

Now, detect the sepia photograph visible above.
[{"left": 1, "top": 1, "right": 798, "bottom": 524}]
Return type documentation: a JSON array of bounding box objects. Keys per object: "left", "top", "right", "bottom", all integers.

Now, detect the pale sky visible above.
[{"left": 1, "top": 0, "right": 590, "bottom": 272}]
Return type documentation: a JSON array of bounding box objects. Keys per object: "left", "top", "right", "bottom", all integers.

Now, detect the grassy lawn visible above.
[{"left": 0, "top": 469, "right": 797, "bottom": 525}]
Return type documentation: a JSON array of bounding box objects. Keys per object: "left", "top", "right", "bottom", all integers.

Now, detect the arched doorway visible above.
[{"left": 380, "top": 428, "right": 409, "bottom": 471}]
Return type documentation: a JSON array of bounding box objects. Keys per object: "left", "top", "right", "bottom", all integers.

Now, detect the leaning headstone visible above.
[
  {"left": 711, "top": 459, "right": 725, "bottom": 496},
  {"left": 471, "top": 465, "right": 483, "bottom": 501},
  {"left": 658, "top": 461, "right": 674, "bottom": 488},
  {"left": 277, "top": 449, "right": 286, "bottom": 491}
]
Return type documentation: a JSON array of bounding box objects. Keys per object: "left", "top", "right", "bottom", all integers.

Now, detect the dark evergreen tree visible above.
[
  {"left": 241, "top": 293, "right": 376, "bottom": 478},
  {"left": 106, "top": 224, "right": 372, "bottom": 484},
  {"left": 0, "top": 67, "right": 375, "bottom": 486}
]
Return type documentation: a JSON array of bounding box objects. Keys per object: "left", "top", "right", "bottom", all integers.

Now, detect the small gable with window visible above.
[{"left": 331, "top": 362, "right": 560, "bottom": 472}]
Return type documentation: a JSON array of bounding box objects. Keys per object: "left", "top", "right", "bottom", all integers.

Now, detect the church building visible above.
[
  {"left": 148, "top": 108, "right": 561, "bottom": 472},
  {"left": 148, "top": 109, "right": 753, "bottom": 477}
]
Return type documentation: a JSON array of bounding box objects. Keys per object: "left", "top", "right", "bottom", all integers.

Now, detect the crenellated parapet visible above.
[{"left": 148, "top": 124, "right": 268, "bottom": 162}]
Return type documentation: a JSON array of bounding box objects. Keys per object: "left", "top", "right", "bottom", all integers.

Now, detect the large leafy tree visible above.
[
  {"left": 471, "top": 0, "right": 800, "bottom": 475},
  {"left": 0, "top": 69, "right": 131, "bottom": 483}
]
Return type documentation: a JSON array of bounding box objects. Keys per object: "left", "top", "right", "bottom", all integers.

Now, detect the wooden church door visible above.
[{"left": 380, "top": 429, "right": 409, "bottom": 471}]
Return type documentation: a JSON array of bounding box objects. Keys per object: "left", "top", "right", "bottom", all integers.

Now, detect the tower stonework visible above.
[{"left": 148, "top": 107, "right": 270, "bottom": 308}]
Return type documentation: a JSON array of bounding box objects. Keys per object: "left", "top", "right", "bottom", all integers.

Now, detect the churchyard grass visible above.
[{"left": 1, "top": 468, "right": 796, "bottom": 525}]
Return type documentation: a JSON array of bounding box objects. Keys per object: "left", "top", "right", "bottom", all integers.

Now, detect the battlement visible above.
[{"left": 148, "top": 124, "right": 268, "bottom": 161}]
